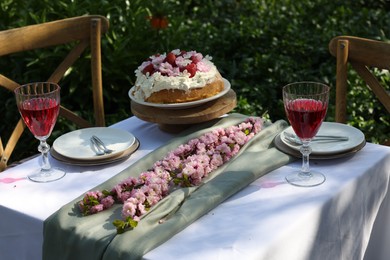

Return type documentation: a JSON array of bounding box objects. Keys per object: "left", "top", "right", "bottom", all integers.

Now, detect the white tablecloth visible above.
[{"left": 0, "top": 116, "right": 389, "bottom": 260}]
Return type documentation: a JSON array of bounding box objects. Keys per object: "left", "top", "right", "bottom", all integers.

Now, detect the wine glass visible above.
[
  {"left": 14, "top": 82, "right": 66, "bottom": 182},
  {"left": 283, "top": 82, "right": 330, "bottom": 187}
]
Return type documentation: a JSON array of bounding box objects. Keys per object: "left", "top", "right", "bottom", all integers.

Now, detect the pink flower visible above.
[
  {"left": 120, "top": 191, "right": 132, "bottom": 203},
  {"left": 137, "top": 202, "right": 147, "bottom": 215},
  {"left": 84, "top": 191, "right": 96, "bottom": 200},
  {"left": 101, "top": 196, "right": 115, "bottom": 209},
  {"left": 182, "top": 164, "right": 196, "bottom": 177},
  {"left": 175, "top": 56, "right": 192, "bottom": 68},
  {"left": 183, "top": 51, "right": 198, "bottom": 59},
  {"left": 90, "top": 204, "right": 104, "bottom": 214},
  {"left": 216, "top": 143, "right": 231, "bottom": 155},
  {"left": 161, "top": 152, "right": 182, "bottom": 170},
  {"left": 79, "top": 117, "right": 264, "bottom": 233},
  {"left": 199, "top": 132, "right": 218, "bottom": 145},
  {"left": 132, "top": 189, "right": 146, "bottom": 204},
  {"left": 232, "top": 131, "right": 248, "bottom": 145},
  {"left": 196, "top": 61, "right": 211, "bottom": 72},
  {"left": 122, "top": 198, "right": 138, "bottom": 218},
  {"left": 159, "top": 62, "right": 174, "bottom": 75},
  {"left": 210, "top": 153, "right": 224, "bottom": 169},
  {"left": 191, "top": 53, "right": 203, "bottom": 63},
  {"left": 151, "top": 55, "right": 165, "bottom": 66},
  {"left": 112, "top": 184, "right": 124, "bottom": 200}
]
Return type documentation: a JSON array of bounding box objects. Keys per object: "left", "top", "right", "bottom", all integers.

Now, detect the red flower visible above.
[{"left": 148, "top": 15, "right": 169, "bottom": 29}]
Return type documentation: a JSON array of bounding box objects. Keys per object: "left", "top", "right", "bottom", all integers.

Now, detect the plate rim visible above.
[
  {"left": 128, "top": 78, "right": 231, "bottom": 109},
  {"left": 52, "top": 127, "right": 136, "bottom": 161},
  {"left": 280, "top": 122, "right": 365, "bottom": 155}
]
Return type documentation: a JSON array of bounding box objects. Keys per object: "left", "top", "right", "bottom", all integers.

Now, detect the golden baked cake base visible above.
[{"left": 145, "top": 74, "right": 224, "bottom": 104}]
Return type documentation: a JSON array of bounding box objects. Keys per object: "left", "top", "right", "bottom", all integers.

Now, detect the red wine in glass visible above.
[
  {"left": 283, "top": 82, "right": 329, "bottom": 187},
  {"left": 285, "top": 99, "right": 328, "bottom": 140},
  {"left": 15, "top": 82, "right": 65, "bottom": 182},
  {"left": 19, "top": 98, "right": 59, "bottom": 138}
]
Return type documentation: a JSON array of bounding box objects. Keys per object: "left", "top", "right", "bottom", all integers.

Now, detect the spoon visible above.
[{"left": 283, "top": 132, "right": 349, "bottom": 145}]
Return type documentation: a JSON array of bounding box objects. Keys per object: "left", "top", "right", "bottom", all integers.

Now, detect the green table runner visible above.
[{"left": 43, "top": 114, "right": 295, "bottom": 260}]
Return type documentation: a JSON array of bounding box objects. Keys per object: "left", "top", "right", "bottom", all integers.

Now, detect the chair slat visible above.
[
  {"left": 0, "top": 119, "right": 25, "bottom": 170},
  {"left": 0, "top": 16, "right": 109, "bottom": 56},
  {"left": 48, "top": 40, "right": 89, "bottom": 83},
  {"left": 351, "top": 62, "right": 390, "bottom": 113}
]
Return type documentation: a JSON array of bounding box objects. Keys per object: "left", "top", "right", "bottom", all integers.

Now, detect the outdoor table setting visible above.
[
  {"left": 1, "top": 78, "right": 390, "bottom": 260},
  {"left": 0, "top": 116, "right": 389, "bottom": 259}
]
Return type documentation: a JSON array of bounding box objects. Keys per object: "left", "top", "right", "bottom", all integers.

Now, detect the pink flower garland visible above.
[{"left": 79, "top": 117, "right": 263, "bottom": 233}]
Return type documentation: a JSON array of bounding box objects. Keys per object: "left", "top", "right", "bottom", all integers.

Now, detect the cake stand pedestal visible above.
[{"left": 131, "top": 89, "right": 237, "bottom": 133}]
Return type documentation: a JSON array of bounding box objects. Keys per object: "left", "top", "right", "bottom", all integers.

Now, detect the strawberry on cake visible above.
[{"left": 131, "top": 49, "right": 224, "bottom": 104}]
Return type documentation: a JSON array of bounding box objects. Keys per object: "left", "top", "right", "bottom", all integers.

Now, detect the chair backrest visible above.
[
  {"left": 328, "top": 36, "right": 390, "bottom": 123},
  {"left": 0, "top": 15, "right": 109, "bottom": 171}
]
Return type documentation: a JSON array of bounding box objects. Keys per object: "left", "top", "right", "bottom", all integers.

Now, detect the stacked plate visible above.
[
  {"left": 274, "top": 122, "right": 366, "bottom": 159},
  {"left": 51, "top": 127, "right": 139, "bottom": 166}
]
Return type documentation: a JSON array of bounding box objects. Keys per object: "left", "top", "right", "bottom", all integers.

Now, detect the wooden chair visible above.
[
  {"left": 0, "top": 15, "right": 109, "bottom": 171},
  {"left": 328, "top": 36, "right": 390, "bottom": 124}
]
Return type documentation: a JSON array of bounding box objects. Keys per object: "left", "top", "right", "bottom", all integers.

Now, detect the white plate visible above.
[
  {"left": 51, "top": 139, "right": 139, "bottom": 166},
  {"left": 280, "top": 122, "right": 365, "bottom": 155},
  {"left": 128, "top": 78, "right": 231, "bottom": 109},
  {"left": 52, "top": 127, "right": 136, "bottom": 160}
]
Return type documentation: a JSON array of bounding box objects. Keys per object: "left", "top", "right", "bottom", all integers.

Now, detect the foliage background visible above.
[{"left": 0, "top": 0, "right": 389, "bottom": 163}]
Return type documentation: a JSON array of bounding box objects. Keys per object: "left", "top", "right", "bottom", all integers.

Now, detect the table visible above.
[{"left": 0, "top": 116, "right": 389, "bottom": 260}]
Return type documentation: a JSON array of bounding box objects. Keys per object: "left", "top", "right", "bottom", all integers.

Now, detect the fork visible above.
[
  {"left": 283, "top": 132, "right": 349, "bottom": 145},
  {"left": 91, "top": 135, "right": 114, "bottom": 154},
  {"left": 90, "top": 137, "right": 105, "bottom": 155}
]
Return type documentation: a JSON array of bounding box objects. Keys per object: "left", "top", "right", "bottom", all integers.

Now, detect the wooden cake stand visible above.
[{"left": 131, "top": 89, "right": 237, "bottom": 133}]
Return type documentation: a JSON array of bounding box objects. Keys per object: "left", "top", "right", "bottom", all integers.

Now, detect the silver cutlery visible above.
[
  {"left": 90, "top": 137, "right": 105, "bottom": 155},
  {"left": 283, "top": 132, "right": 349, "bottom": 145},
  {"left": 91, "top": 135, "right": 114, "bottom": 154}
]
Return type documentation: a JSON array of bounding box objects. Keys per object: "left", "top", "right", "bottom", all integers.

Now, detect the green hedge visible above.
[{"left": 1, "top": 0, "right": 389, "bottom": 163}]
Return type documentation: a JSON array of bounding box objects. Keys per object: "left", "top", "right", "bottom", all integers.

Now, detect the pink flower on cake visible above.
[
  {"left": 175, "top": 56, "right": 192, "bottom": 68},
  {"left": 136, "top": 49, "right": 213, "bottom": 77},
  {"left": 151, "top": 55, "right": 165, "bottom": 66},
  {"left": 190, "top": 53, "right": 203, "bottom": 64},
  {"left": 159, "top": 62, "right": 174, "bottom": 75}
]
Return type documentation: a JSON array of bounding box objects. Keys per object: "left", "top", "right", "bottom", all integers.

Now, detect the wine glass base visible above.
[
  {"left": 285, "top": 171, "right": 326, "bottom": 187},
  {"left": 28, "top": 167, "right": 66, "bottom": 183}
]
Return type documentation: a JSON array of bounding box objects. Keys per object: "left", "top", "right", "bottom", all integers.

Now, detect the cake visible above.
[{"left": 131, "top": 49, "right": 224, "bottom": 104}]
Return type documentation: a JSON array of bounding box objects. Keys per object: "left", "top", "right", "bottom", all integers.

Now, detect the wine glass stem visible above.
[
  {"left": 38, "top": 139, "right": 51, "bottom": 171},
  {"left": 300, "top": 141, "right": 312, "bottom": 177}
]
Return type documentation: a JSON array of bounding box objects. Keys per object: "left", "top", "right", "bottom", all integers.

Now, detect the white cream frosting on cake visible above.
[{"left": 132, "top": 49, "right": 219, "bottom": 101}]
